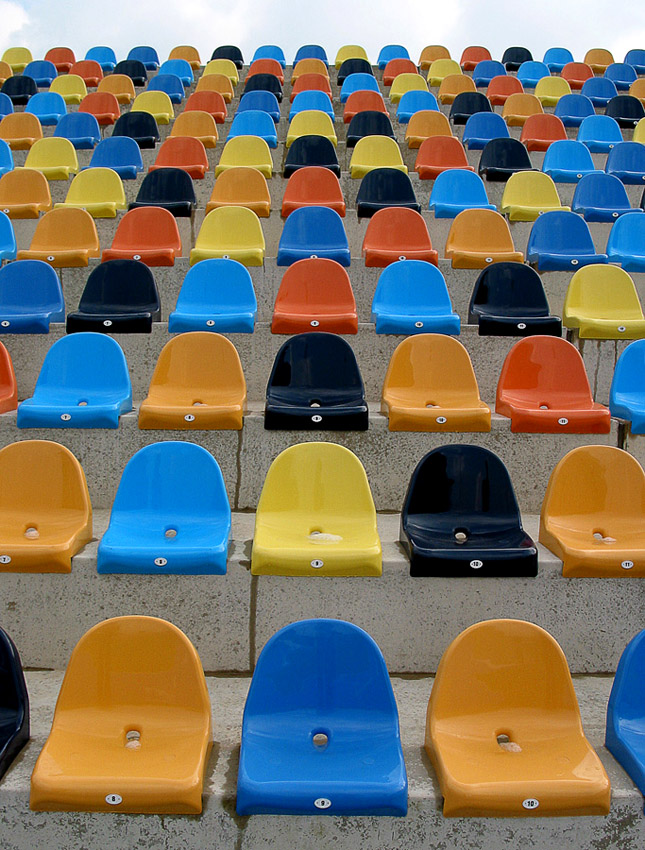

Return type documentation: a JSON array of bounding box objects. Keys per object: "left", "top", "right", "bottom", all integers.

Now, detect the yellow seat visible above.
[
  {"left": 286, "top": 110, "right": 337, "bottom": 147},
  {"left": 50, "top": 74, "right": 88, "bottom": 105},
  {"left": 629, "top": 79, "right": 645, "bottom": 106},
  {"left": 445, "top": 208, "right": 524, "bottom": 267},
  {"left": 54, "top": 167, "right": 126, "bottom": 218},
  {"left": 349, "top": 135, "right": 407, "bottom": 178},
  {"left": 22, "top": 137, "right": 79, "bottom": 181},
  {"left": 196, "top": 73, "right": 234, "bottom": 103},
  {"left": 437, "top": 73, "right": 477, "bottom": 104},
  {"left": 502, "top": 93, "right": 544, "bottom": 126},
  {"left": 584, "top": 48, "right": 614, "bottom": 73},
  {"left": 540, "top": 446, "right": 645, "bottom": 576},
  {"left": 2, "top": 47, "right": 32, "bottom": 73},
  {"left": 251, "top": 442, "right": 381, "bottom": 576},
  {"left": 203, "top": 58, "right": 238, "bottom": 85},
  {"left": 501, "top": 171, "right": 570, "bottom": 221},
  {"left": 427, "top": 59, "right": 463, "bottom": 87},
  {"left": 170, "top": 110, "right": 218, "bottom": 147},
  {"left": 169, "top": 45, "right": 201, "bottom": 70},
  {"left": 0, "top": 61, "right": 12, "bottom": 85},
  {"left": 30, "top": 615, "right": 212, "bottom": 812},
  {"left": 190, "top": 206, "right": 265, "bottom": 266},
  {"left": 419, "top": 45, "right": 451, "bottom": 70},
  {"left": 389, "top": 72, "right": 428, "bottom": 104},
  {"left": 0, "top": 440, "right": 92, "bottom": 573},
  {"left": 17, "top": 207, "right": 100, "bottom": 267},
  {"left": 534, "top": 75, "right": 571, "bottom": 107},
  {"left": 335, "top": 45, "right": 369, "bottom": 69},
  {"left": 405, "top": 110, "right": 452, "bottom": 148},
  {"left": 425, "top": 619, "right": 611, "bottom": 817},
  {"left": 634, "top": 117, "right": 645, "bottom": 144},
  {"left": 131, "top": 91, "right": 174, "bottom": 125},
  {"left": 206, "top": 166, "right": 270, "bottom": 217},
  {"left": 292, "top": 58, "right": 329, "bottom": 81},
  {"left": 97, "top": 73, "right": 135, "bottom": 104},
  {"left": 0, "top": 112, "right": 43, "bottom": 150},
  {"left": 563, "top": 264, "right": 645, "bottom": 339},
  {"left": 382, "top": 335, "right": 490, "bottom": 431},
  {"left": 215, "top": 136, "right": 273, "bottom": 178},
  {"left": 0, "top": 168, "right": 52, "bottom": 218}
]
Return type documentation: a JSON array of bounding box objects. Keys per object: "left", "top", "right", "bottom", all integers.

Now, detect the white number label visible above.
[
  {"left": 1, "top": 320, "right": 9, "bottom": 327},
  {"left": 105, "top": 794, "right": 122, "bottom": 806},
  {"left": 436, "top": 416, "right": 447, "bottom": 424},
  {"left": 414, "top": 321, "right": 424, "bottom": 328},
  {"left": 206, "top": 319, "right": 215, "bottom": 326},
  {"left": 311, "top": 559, "right": 324, "bottom": 569},
  {"left": 184, "top": 414, "right": 195, "bottom": 422},
  {"left": 314, "top": 798, "right": 331, "bottom": 809},
  {"left": 517, "top": 322, "right": 526, "bottom": 330},
  {"left": 0, "top": 555, "right": 11, "bottom": 564},
  {"left": 622, "top": 560, "right": 634, "bottom": 570},
  {"left": 311, "top": 415, "right": 322, "bottom": 423},
  {"left": 154, "top": 557, "right": 167, "bottom": 567},
  {"left": 310, "top": 320, "right": 320, "bottom": 327},
  {"left": 558, "top": 418, "right": 569, "bottom": 426},
  {"left": 103, "top": 320, "right": 112, "bottom": 327},
  {"left": 523, "top": 798, "right": 539, "bottom": 810},
  {"left": 60, "top": 414, "right": 71, "bottom": 421},
  {"left": 470, "top": 560, "right": 483, "bottom": 569}
]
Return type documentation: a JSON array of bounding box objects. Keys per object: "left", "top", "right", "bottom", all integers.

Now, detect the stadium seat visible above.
[
  {"left": 606, "top": 94, "right": 645, "bottom": 128},
  {"left": 138, "top": 332, "right": 245, "bottom": 430},
  {"left": 426, "top": 619, "right": 609, "bottom": 812},
  {"left": 0, "top": 440, "right": 91, "bottom": 572},
  {"left": 291, "top": 90, "right": 334, "bottom": 121},
  {"left": 251, "top": 442, "right": 381, "bottom": 576},
  {"left": 131, "top": 90, "right": 173, "bottom": 125},
  {"left": 45, "top": 47, "right": 76, "bottom": 73},
  {"left": 605, "top": 62, "right": 638, "bottom": 91},
  {"left": 17, "top": 332, "right": 131, "bottom": 429},
  {"left": 486, "top": 74, "right": 524, "bottom": 105},
  {"left": 337, "top": 58, "right": 373, "bottom": 86},
  {"left": 283, "top": 135, "right": 340, "bottom": 177},
  {"left": 635, "top": 117, "right": 645, "bottom": 144},
  {"left": 346, "top": 111, "right": 395, "bottom": 147},
  {"left": 339, "top": 72, "right": 379, "bottom": 104},
  {"left": 276, "top": 206, "right": 350, "bottom": 266},
  {"left": 248, "top": 58, "right": 284, "bottom": 84},
  {"left": 501, "top": 170, "right": 569, "bottom": 220},
  {"left": 395, "top": 90, "right": 439, "bottom": 123},
  {"left": 449, "top": 92, "right": 491, "bottom": 124},
  {"left": 85, "top": 137, "right": 143, "bottom": 180},
  {"left": 25, "top": 92, "right": 66, "bottom": 126},
  {"left": 84, "top": 46, "right": 116, "bottom": 72},
  {"left": 0, "top": 168, "right": 51, "bottom": 218},
  {"left": 0, "top": 626, "right": 28, "bottom": 778},
  {"left": 127, "top": 46, "right": 159, "bottom": 71},
  {"left": 101, "top": 207, "right": 181, "bottom": 266},
  {"left": 543, "top": 47, "right": 574, "bottom": 74},
  {"left": 78, "top": 91, "right": 120, "bottom": 125},
  {"left": 286, "top": 110, "right": 336, "bottom": 147},
  {"left": 478, "top": 138, "right": 534, "bottom": 181},
  {"left": 356, "top": 167, "right": 420, "bottom": 217},
  {"left": 146, "top": 73, "right": 185, "bottom": 104},
  {"left": 207, "top": 166, "right": 270, "bottom": 217},
  {"left": 0, "top": 259, "right": 64, "bottom": 333},
  {"left": 17, "top": 207, "right": 97, "bottom": 266},
  {"left": 335, "top": 44, "right": 369, "bottom": 69},
  {"left": 271, "top": 257, "right": 357, "bottom": 333},
  {"left": 402, "top": 448, "right": 537, "bottom": 576},
  {"left": 111, "top": 111, "right": 160, "bottom": 149},
  {"left": 292, "top": 58, "right": 329, "bottom": 82},
  {"left": 0, "top": 210, "right": 15, "bottom": 260},
  {"left": 168, "top": 258, "right": 257, "bottom": 333},
  {"left": 383, "top": 58, "right": 418, "bottom": 86},
  {"left": 96, "top": 73, "right": 134, "bottom": 104},
  {"left": 610, "top": 340, "right": 645, "bottom": 432},
  {"left": 527, "top": 210, "right": 608, "bottom": 270},
  {"left": 265, "top": 333, "right": 367, "bottom": 430},
  {"left": 371, "top": 259, "right": 459, "bottom": 334},
  {"left": 66, "top": 259, "right": 160, "bottom": 333},
  {"left": 437, "top": 73, "right": 476, "bottom": 105},
  {"left": 468, "top": 261, "right": 562, "bottom": 336},
  {"left": 55, "top": 167, "right": 126, "bottom": 217},
  {"left": 185, "top": 90, "right": 227, "bottom": 123},
  {"left": 390, "top": 73, "right": 428, "bottom": 104},
  {"left": 50, "top": 77, "right": 87, "bottom": 107},
  {"left": 190, "top": 206, "right": 265, "bottom": 266},
  {"left": 237, "top": 618, "right": 406, "bottom": 814},
  {"left": 30, "top": 616, "right": 212, "bottom": 811},
  {"left": 0, "top": 92, "right": 12, "bottom": 118},
  {"left": 216, "top": 135, "right": 273, "bottom": 178},
  {"left": 554, "top": 93, "right": 595, "bottom": 127},
  {"left": 1, "top": 75, "right": 38, "bottom": 105},
  {"left": 502, "top": 46, "right": 533, "bottom": 71},
  {"left": 112, "top": 60, "right": 147, "bottom": 88},
  {"left": 196, "top": 72, "right": 234, "bottom": 102},
  {"left": 382, "top": 334, "right": 489, "bottom": 431},
  {"left": 281, "top": 166, "right": 345, "bottom": 217},
  {"left": 203, "top": 58, "right": 239, "bottom": 86},
  {"left": 462, "top": 112, "right": 509, "bottom": 150},
  {"left": 0, "top": 63, "right": 11, "bottom": 86},
  {"left": 460, "top": 46, "right": 491, "bottom": 71},
  {"left": 157, "top": 59, "right": 192, "bottom": 88},
  {"left": 542, "top": 138, "right": 603, "bottom": 182},
  {"left": 572, "top": 172, "right": 641, "bottom": 221},
  {"left": 446, "top": 209, "right": 523, "bottom": 267},
  {"left": 404, "top": 110, "right": 451, "bottom": 148},
  {"left": 211, "top": 45, "right": 244, "bottom": 68},
  {"left": 534, "top": 76, "right": 571, "bottom": 106},
  {"left": 129, "top": 167, "right": 196, "bottom": 217},
  {"left": 238, "top": 90, "right": 280, "bottom": 122},
  {"left": 252, "top": 45, "right": 286, "bottom": 67},
  {"left": 149, "top": 137, "right": 209, "bottom": 179},
  {"left": 427, "top": 59, "right": 462, "bottom": 87},
  {"left": 0, "top": 339, "right": 16, "bottom": 411},
  {"left": 472, "top": 60, "right": 506, "bottom": 87},
  {"left": 540, "top": 446, "right": 645, "bottom": 576},
  {"left": 293, "top": 44, "right": 328, "bottom": 65},
  {"left": 0, "top": 138, "right": 12, "bottom": 176},
  {"left": 585, "top": 47, "right": 614, "bottom": 72},
  {"left": 625, "top": 49, "right": 645, "bottom": 73},
  {"left": 169, "top": 110, "right": 218, "bottom": 147},
  {"left": 2, "top": 47, "right": 32, "bottom": 73},
  {"left": 349, "top": 135, "right": 406, "bottom": 178},
  {"left": 496, "top": 336, "right": 610, "bottom": 432},
  {"left": 243, "top": 73, "right": 283, "bottom": 103},
  {"left": 581, "top": 76, "right": 618, "bottom": 106},
  {"left": 53, "top": 112, "right": 101, "bottom": 149},
  {"left": 428, "top": 169, "right": 496, "bottom": 218},
  {"left": 419, "top": 45, "right": 451, "bottom": 69},
  {"left": 607, "top": 211, "right": 645, "bottom": 270},
  {"left": 630, "top": 78, "right": 645, "bottom": 104},
  {"left": 378, "top": 44, "right": 410, "bottom": 68},
  {"left": 363, "top": 207, "right": 438, "bottom": 266},
  {"left": 169, "top": 45, "right": 201, "bottom": 70},
  {"left": 517, "top": 60, "right": 550, "bottom": 89},
  {"left": 69, "top": 60, "right": 103, "bottom": 88},
  {"left": 563, "top": 263, "right": 645, "bottom": 338},
  {"left": 562, "top": 62, "right": 594, "bottom": 90},
  {"left": 502, "top": 92, "right": 543, "bottom": 126},
  {"left": 23, "top": 60, "right": 57, "bottom": 89},
  {"left": 415, "top": 136, "right": 473, "bottom": 179}
]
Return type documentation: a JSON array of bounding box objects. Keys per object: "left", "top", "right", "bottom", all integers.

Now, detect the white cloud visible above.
[{"left": 0, "top": 1, "right": 29, "bottom": 55}]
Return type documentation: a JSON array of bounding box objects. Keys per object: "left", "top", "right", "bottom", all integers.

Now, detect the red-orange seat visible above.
[
  {"left": 0, "top": 341, "right": 17, "bottom": 414},
  {"left": 247, "top": 58, "right": 284, "bottom": 84},
  {"left": 520, "top": 113, "right": 568, "bottom": 152},
  {"left": 487, "top": 75, "right": 524, "bottom": 105},
  {"left": 69, "top": 60, "right": 103, "bottom": 87},
  {"left": 383, "top": 59, "right": 418, "bottom": 86},
  {"left": 282, "top": 166, "right": 346, "bottom": 217},
  {"left": 496, "top": 336, "right": 611, "bottom": 433},
  {"left": 44, "top": 47, "right": 76, "bottom": 74},
  {"left": 290, "top": 73, "right": 332, "bottom": 102},
  {"left": 184, "top": 90, "right": 227, "bottom": 123},
  {"left": 149, "top": 136, "right": 209, "bottom": 179},
  {"left": 101, "top": 206, "right": 182, "bottom": 266},
  {"left": 415, "top": 136, "right": 474, "bottom": 180},
  {"left": 78, "top": 92, "right": 120, "bottom": 126},
  {"left": 362, "top": 207, "right": 438, "bottom": 267},
  {"left": 460, "top": 46, "right": 492, "bottom": 71},
  {"left": 562, "top": 62, "right": 594, "bottom": 91},
  {"left": 343, "top": 90, "right": 388, "bottom": 122},
  {"left": 271, "top": 257, "right": 358, "bottom": 333}
]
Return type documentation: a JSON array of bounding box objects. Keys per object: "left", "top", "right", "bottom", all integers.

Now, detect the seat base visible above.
[
  {"left": 476, "top": 315, "right": 563, "bottom": 336},
  {"left": 264, "top": 404, "right": 369, "bottom": 430}
]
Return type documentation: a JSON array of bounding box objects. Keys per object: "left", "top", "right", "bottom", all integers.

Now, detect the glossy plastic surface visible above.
[
  {"left": 437, "top": 74, "right": 476, "bottom": 104},
  {"left": 395, "top": 90, "right": 439, "bottom": 123},
  {"left": 112, "top": 111, "right": 160, "bottom": 149},
  {"left": 238, "top": 90, "right": 280, "bottom": 123},
  {"left": 526, "top": 210, "right": 608, "bottom": 270},
  {"left": 405, "top": 110, "right": 451, "bottom": 149},
  {"left": 501, "top": 171, "right": 568, "bottom": 221},
  {"left": 356, "top": 167, "right": 419, "bottom": 217},
  {"left": 502, "top": 93, "right": 543, "bottom": 126},
  {"left": 207, "top": 167, "right": 270, "bottom": 217},
  {"left": 520, "top": 113, "right": 567, "bottom": 152},
  {"left": 146, "top": 74, "right": 185, "bottom": 104},
  {"left": 346, "top": 111, "right": 394, "bottom": 148},
  {"left": 534, "top": 76, "right": 571, "bottom": 106},
  {"left": 158, "top": 59, "right": 192, "bottom": 87},
  {"left": 1, "top": 47, "right": 32, "bottom": 73},
  {"left": 243, "top": 74, "right": 282, "bottom": 103},
  {"left": 446, "top": 208, "right": 523, "bottom": 268},
  {"left": 55, "top": 167, "right": 126, "bottom": 218},
  {"left": 389, "top": 73, "right": 428, "bottom": 104},
  {"left": 427, "top": 59, "right": 462, "bottom": 86},
  {"left": 415, "top": 136, "right": 474, "bottom": 180},
  {"left": 291, "top": 73, "right": 332, "bottom": 102},
  {"left": 79, "top": 91, "right": 121, "bottom": 125},
  {"left": 462, "top": 112, "right": 509, "bottom": 150},
  {"left": 191, "top": 206, "right": 265, "bottom": 267},
  {"left": 1, "top": 75, "right": 37, "bottom": 105},
  {"left": 292, "top": 91, "right": 334, "bottom": 121},
  {"left": 606, "top": 95, "right": 645, "bottom": 128},
  {"left": 23, "top": 137, "right": 78, "bottom": 180},
  {"left": 449, "top": 92, "right": 491, "bottom": 125},
  {"left": 196, "top": 73, "right": 234, "bottom": 103},
  {"left": 69, "top": 60, "right": 103, "bottom": 87},
  {"left": 271, "top": 257, "right": 357, "bottom": 333},
  {"left": 0, "top": 340, "right": 17, "bottom": 412},
  {"left": 229, "top": 110, "right": 278, "bottom": 148},
  {"left": 53, "top": 112, "right": 101, "bottom": 150},
  {"left": 418, "top": 45, "right": 451, "bottom": 69},
  {"left": 378, "top": 44, "right": 409, "bottom": 68},
  {"left": 554, "top": 93, "right": 595, "bottom": 127},
  {"left": 276, "top": 206, "right": 349, "bottom": 266},
  {"left": 572, "top": 172, "right": 639, "bottom": 222},
  {"left": 25, "top": 92, "right": 66, "bottom": 126},
  {"left": 283, "top": 135, "right": 340, "bottom": 178},
  {"left": 96, "top": 75, "right": 133, "bottom": 105},
  {"left": 382, "top": 58, "right": 417, "bottom": 87},
  {"left": 429, "top": 169, "right": 495, "bottom": 218},
  {"left": 363, "top": 207, "right": 438, "bottom": 266},
  {"left": 478, "top": 138, "right": 533, "bottom": 181},
  {"left": 211, "top": 46, "right": 244, "bottom": 68},
  {"left": 0, "top": 627, "right": 29, "bottom": 780},
  {"left": 0, "top": 210, "right": 16, "bottom": 260},
  {"left": 168, "top": 258, "right": 256, "bottom": 333},
  {"left": 17, "top": 207, "right": 99, "bottom": 267},
  {"left": 0, "top": 113, "right": 43, "bottom": 150},
  {"left": 114, "top": 59, "right": 147, "bottom": 87},
  {"left": 185, "top": 91, "right": 227, "bottom": 123},
  {"left": 149, "top": 137, "right": 209, "bottom": 180},
  {"left": 102, "top": 207, "right": 181, "bottom": 267},
  {"left": 339, "top": 73, "right": 379, "bottom": 104},
  {"left": 460, "top": 46, "right": 492, "bottom": 71},
  {"left": 127, "top": 46, "right": 159, "bottom": 70},
  {"left": 84, "top": 46, "right": 116, "bottom": 72},
  {"left": 563, "top": 263, "right": 645, "bottom": 339},
  {"left": 610, "top": 340, "right": 645, "bottom": 433},
  {"left": 215, "top": 136, "right": 273, "bottom": 178},
  {"left": 281, "top": 166, "right": 345, "bottom": 217},
  {"left": 349, "top": 135, "right": 406, "bottom": 179},
  {"left": 0, "top": 259, "right": 64, "bottom": 333},
  {"left": 605, "top": 141, "right": 645, "bottom": 184},
  {"left": 577, "top": 115, "right": 623, "bottom": 153},
  {"left": 607, "top": 210, "right": 645, "bottom": 271},
  {"left": 169, "top": 46, "right": 201, "bottom": 71},
  {"left": 286, "top": 110, "right": 336, "bottom": 148},
  {"left": 130, "top": 167, "right": 196, "bottom": 217},
  {"left": 472, "top": 60, "right": 506, "bottom": 87},
  {"left": 542, "top": 139, "right": 602, "bottom": 183}
]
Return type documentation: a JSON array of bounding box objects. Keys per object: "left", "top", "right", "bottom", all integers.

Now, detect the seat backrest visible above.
[
  {"left": 112, "top": 111, "right": 160, "bottom": 143},
  {"left": 419, "top": 45, "right": 451, "bottom": 68},
  {"left": 84, "top": 46, "right": 117, "bottom": 70},
  {"left": 449, "top": 91, "right": 492, "bottom": 119},
  {"left": 23, "top": 60, "right": 58, "bottom": 84},
  {"left": 611, "top": 339, "right": 645, "bottom": 404},
  {"left": 351, "top": 134, "right": 404, "bottom": 168},
  {"left": 607, "top": 209, "right": 645, "bottom": 255},
  {"left": 1, "top": 47, "right": 32, "bottom": 71},
  {"left": 501, "top": 169, "right": 562, "bottom": 208},
  {"left": 243, "top": 74, "right": 282, "bottom": 98},
  {"left": 363, "top": 207, "right": 432, "bottom": 249},
  {"left": 542, "top": 138, "right": 596, "bottom": 173},
  {"left": 274, "top": 256, "right": 354, "bottom": 312},
  {"left": 517, "top": 60, "right": 550, "bottom": 85},
  {"left": 469, "top": 261, "right": 551, "bottom": 321},
  {"left": 281, "top": 165, "right": 344, "bottom": 214},
  {"left": 147, "top": 74, "right": 185, "bottom": 99},
  {"left": 390, "top": 73, "right": 428, "bottom": 102},
  {"left": 554, "top": 93, "right": 595, "bottom": 123},
  {"left": 572, "top": 172, "right": 631, "bottom": 212},
  {"left": 97, "top": 74, "right": 135, "bottom": 102},
  {"left": 502, "top": 92, "right": 544, "bottom": 119},
  {"left": 527, "top": 209, "right": 596, "bottom": 253},
  {"left": 170, "top": 110, "right": 218, "bottom": 141},
  {"left": 210, "top": 166, "right": 270, "bottom": 208},
  {"left": 460, "top": 46, "right": 492, "bottom": 70},
  {"left": 32, "top": 332, "right": 131, "bottom": 397},
  {"left": 486, "top": 75, "right": 524, "bottom": 104},
  {"left": 564, "top": 263, "right": 644, "bottom": 319},
  {"left": 473, "top": 60, "right": 507, "bottom": 84},
  {"left": 606, "top": 95, "right": 645, "bottom": 124},
  {"left": 378, "top": 44, "right": 410, "bottom": 67},
  {"left": 605, "top": 63, "right": 638, "bottom": 86},
  {"left": 185, "top": 90, "right": 227, "bottom": 119},
  {"left": 0, "top": 92, "right": 13, "bottom": 117},
  {"left": 0, "top": 167, "right": 51, "bottom": 209},
  {"left": 478, "top": 137, "right": 533, "bottom": 172},
  {"left": 64, "top": 167, "right": 126, "bottom": 206},
  {"left": 288, "top": 110, "right": 336, "bottom": 143},
  {"left": 396, "top": 90, "right": 439, "bottom": 120},
  {"left": 153, "top": 136, "right": 209, "bottom": 170},
  {"left": 291, "top": 90, "right": 334, "bottom": 118},
  {"left": 218, "top": 135, "right": 273, "bottom": 170},
  {"left": 78, "top": 259, "right": 160, "bottom": 314},
  {"left": 268, "top": 332, "right": 364, "bottom": 397},
  {"left": 158, "top": 59, "right": 192, "bottom": 84},
  {"left": 0, "top": 258, "right": 62, "bottom": 310},
  {"left": 229, "top": 110, "right": 277, "bottom": 140},
  {"left": 581, "top": 76, "right": 618, "bottom": 103},
  {"left": 132, "top": 90, "right": 173, "bottom": 118},
  {"left": 0, "top": 626, "right": 28, "bottom": 722},
  {"left": 0, "top": 340, "right": 16, "bottom": 409},
  {"left": 437, "top": 74, "right": 476, "bottom": 102},
  {"left": 344, "top": 90, "right": 388, "bottom": 120},
  {"left": 357, "top": 167, "right": 417, "bottom": 206},
  {"left": 175, "top": 258, "right": 256, "bottom": 312},
  {"left": 562, "top": 62, "right": 594, "bottom": 86},
  {"left": 585, "top": 47, "right": 614, "bottom": 71},
  {"left": 446, "top": 208, "right": 516, "bottom": 253},
  {"left": 127, "top": 46, "right": 160, "bottom": 69},
  {"left": 406, "top": 110, "right": 451, "bottom": 139},
  {"left": 111, "top": 206, "right": 181, "bottom": 249},
  {"left": 383, "top": 58, "right": 418, "bottom": 85},
  {"left": 29, "top": 207, "right": 98, "bottom": 252},
  {"left": 248, "top": 58, "right": 283, "bottom": 81},
  {"left": 25, "top": 91, "right": 66, "bottom": 118},
  {"left": 292, "top": 58, "right": 329, "bottom": 80},
  {"left": 211, "top": 45, "right": 244, "bottom": 67},
  {"left": 69, "top": 60, "right": 103, "bottom": 84},
  {"left": 252, "top": 44, "right": 286, "bottom": 66},
  {"left": 135, "top": 167, "right": 196, "bottom": 204},
  {"left": 347, "top": 111, "right": 394, "bottom": 141},
  {"left": 427, "top": 58, "right": 462, "bottom": 83},
  {"left": 416, "top": 135, "right": 470, "bottom": 169},
  {"left": 45, "top": 47, "right": 76, "bottom": 72},
  {"left": 372, "top": 259, "right": 453, "bottom": 314},
  {"left": 430, "top": 168, "right": 491, "bottom": 208},
  {"left": 54, "top": 112, "right": 101, "bottom": 144},
  {"left": 238, "top": 90, "right": 280, "bottom": 117},
  {"left": 169, "top": 45, "right": 201, "bottom": 67},
  {"left": 502, "top": 46, "right": 533, "bottom": 69},
  {"left": 462, "top": 111, "right": 509, "bottom": 146},
  {"left": 79, "top": 91, "right": 120, "bottom": 119},
  {"left": 607, "top": 629, "right": 645, "bottom": 737},
  {"left": 88, "top": 136, "right": 143, "bottom": 171},
  {"left": 337, "top": 58, "right": 373, "bottom": 84},
  {"left": 195, "top": 206, "right": 265, "bottom": 249},
  {"left": 340, "top": 72, "right": 379, "bottom": 101},
  {"left": 294, "top": 45, "right": 328, "bottom": 65},
  {"left": 196, "top": 73, "right": 234, "bottom": 100},
  {"left": 535, "top": 76, "right": 572, "bottom": 102},
  {"left": 335, "top": 45, "right": 369, "bottom": 68}
]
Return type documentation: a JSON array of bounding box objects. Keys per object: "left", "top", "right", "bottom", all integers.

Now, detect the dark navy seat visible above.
[
  {"left": 113, "top": 59, "right": 147, "bottom": 87},
  {"left": 478, "top": 137, "right": 534, "bottom": 181},
  {"left": 337, "top": 58, "right": 373, "bottom": 85},
  {"left": 283, "top": 136, "right": 340, "bottom": 178},
  {"left": 112, "top": 111, "right": 160, "bottom": 149},
  {"left": 129, "top": 167, "right": 196, "bottom": 217},
  {"left": 346, "top": 111, "right": 395, "bottom": 147},
  {"left": 243, "top": 73, "right": 282, "bottom": 103},
  {"left": 1, "top": 75, "right": 38, "bottom": 105},
  {"left": 502, "top": 47, "right": 533, "bottom": 71},
  {"left": 0, "top": 627, "right": 29, "bottom": 781},
  {"left": 356, "top": 168, "right": 420, "bottom": 217},
  {"left": 211, "top": 45, "right": 244, "bottom": 69},
  {"left": 449, "top": 92, "right": 492, "bottom": 125}
]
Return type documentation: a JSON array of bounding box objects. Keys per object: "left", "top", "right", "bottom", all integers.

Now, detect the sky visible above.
[{"left": 0, "top": 0, "right": 644, "bottom": 66}]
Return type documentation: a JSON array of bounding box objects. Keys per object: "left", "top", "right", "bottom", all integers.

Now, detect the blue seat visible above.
[
  {"left": 517, "top": 60, "right": 550, "bottom": 88},
  {"left": 97, "top": 441, "right": 230, "bottom": 575},
  {"left": 113, "top": 59, "right": 147, "bottom": 87},
  {"left": 377, "top": 45, "right": 410, "bottom": 68},
  {"left": 429, "top": 169, "right": 496, "bottom": 218},
  {"left": 17, "top": 332, "right": 132, "bottom": 428},
  {"left": 23, "top": 60, "right": 57, "bottom": 88},
  {"left": 396, "top": 90, "right": 439, "bottom": 123},
  {"left": 0, "top": 139, "right": 13, "bottom": 177},
  {"left": 581, "top": 76, "right": 618, "bottom": 106},
  {"left": 25, "top": 91, "right": 67, "bottom": 126},
  {"left": 339, "top": 73, "right": 380, "bottom": 103},
  {"left": 606, "top": 141, "right": 645, "bottom": 184},
  {"left": 371, "top": 259, "right": 460, "bottom": 334},
  {"left": 606, "top": 94, "right": 645, "bottom": 128},
  {"left": 83, "top": 136, "right": 144, "bottom": 180},
  {"left": 211, "top": 45, "right": 244, "bottom": 69},
  {"left": 290, "top": 90, "right": 334, "bottom": 120},
  {"left": 252, "top": 45, "right": 286, "bottom": 67},
  {"left": 112, "top": 111, "right": 160, "bottom": 148},
  {"left": 168, "top": 258, "right": 257, "bottom": 333},
  {"left": 238, "top": 90, "right": 281, "bottom": 122},
  {"left": 227, "top": 110, "right": 278, "bottom": 147},
  {"left": 542, "top": 139, "right": 603, "bottom": 183},
  {"left": 526, "top": 210, "right": 608, "bottom": 270},
  {"left": 127, "top": 46, "right": 160, "bottom": 71},
  {"left": 625, "top": 49, "right": 645, "bottom": 74},
  {"left": 53, "top": 112, "right": 101, "bottom": 149},
  {"left": 294, "top": 45, "right": 328, "bottom": 65},
  {"left": 577, "top": 114, "right": 623, "bottom": 153},
  {"left": 607, "top": 211, "right": 645, "bottom": 271},
  {"left": 84, "top": 46, "right": 117, "bottom": 72},
  {"left": 236, "top": 618, "right": 407, "bottom": 816},
  {"left": 572, "top": 172, "right": 641, "bottom": 221},
  {"left": 0, "top": 211, "right": 16, "bottom": 261},
  {"left": 0, "top": 627, "right": 29, "bottom": 782},
  {"left": 472, "top": 60, "right": 506, "bottom": 87},
  {"left": 554, "top": 93, "right": 595, "bottom": 128},
  {"left": 462, "top": 111, "right": 509, "bottom": 149},
  {"left": 356, "top": 168, "right": 419, "bottom": 217},
  {"left": 605, "top": 62, "right": 638, "bottom": 91},
  {"left": 609, "top": 341, "right": 645, "bottom": 433},
  {"left": 277, "top": 206, "right": 350, "bottom": 266},
  {"left": 0, "top": 93, "right": 13, "bottom": 118},
  {"left": 146, "top": 73, "right": 185, "bottom": 104},
  {"left": 158, "top": 59, "right": 193, "bottom": 87},
  {"left": 543, "top": 47, "right": 574, "bottom": 74},
  {"left": 0, "top": 259, "right": 64, "bottom": 333}
]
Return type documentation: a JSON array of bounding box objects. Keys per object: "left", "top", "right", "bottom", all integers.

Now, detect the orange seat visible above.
[
  {"left": 292, "top": 58, "right": 329, "bottom": 81},
  {"left": 629, "top": 78, "right": 645, "bottom": 106},
  {"left": 78, "top": 92, "right": 120, "bottom": 126},
  {"left": 445, "top": 209, "right": 524, "bottom": 268},
  {"left": 460, "top": 46, "right": 492, "bottom": 71},
  {"left": 362, "top": 207, "right": 438, "bottom": 267},
  {"left": 169, "top": 110, "right": 218, "bottom": 148},
  {"left": 290, "top": 73, "right": 332, "bottom": 102},
  {"left": 561, "top": 62, "right": 594, "bottom": 91},
  {"left": 487, "top": 75, "right": 524, "bottom": 105},
  {"left": 405, "top": 110, "right": 452, "bottom": 148},
  {"left": 0, "top": 61, "right": 12, "bottom": 86},
  {"left": 496, "top": 337, "right": 611, "bottom": 433},
  {"left": 502, "top": 92, "right": 544, "bottom": 126},
  {"left": 271, "top": 257, "right": 358, "bottom": 333},
  {"left": 196, "top": 73, "right": 234, "bottom": 103},
  {"left": 184, "top": 90, "right": 227, "bottom": 123},
  {"left": 149, "top": 136, "right": 209, "bottom": 179},
  {"left": 101, "top": 207, "right": 181, "bottom": 266},
  {"left": 0, "top": 113, "right": 43, "bottom": 150},
  {"left": 248, "top": 58, "right": 284, "bottom": 84},
  {"left": 520, "top": 113, "right": 568, "bottom": 151},
  {"left": 415, "top": 136, "right": 474, "bottom": 180},
  {"left": 206, "top": 167, "right": 271, "bottom": 217},
  {"left": 343, "top": 90, "right": 388, "bottom": 122},
  {"left": 169, "top": 45, "right": 201, "bottom": 70},
  {"left": 419, "top": 45, "right": 451, "bottom": 70},
  {"left": 383, "top": 59, "right": 418, "bottom": 87},
  {"left": 69, "top": 60, "right": 103, "bottom": 87},
  {"left": 584, "top": 48, "right": 614, "bottom": 73},
  {"left": 281, "top": 166, "right": 346, "bottom": 217},
  {"left": 0, "top": 341, "right": 17, "bottom": 414},
  {"left": 44, "top": 47, "right": 76, "bottom": 74},
  {"left": 0, "top": 168, "right": 52, "bottom": 218},
  {"left": 17, "top": 208, "right": 100, "bottom": 267},
  {"left": 97, "top": 74, "right": 135, "bottom": 104},
  {"left": 437, "top": 74, "right": 477, "bottom": 104}
]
